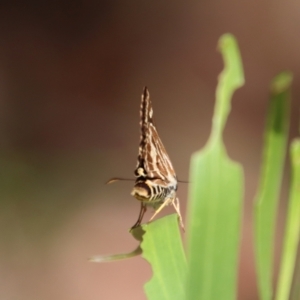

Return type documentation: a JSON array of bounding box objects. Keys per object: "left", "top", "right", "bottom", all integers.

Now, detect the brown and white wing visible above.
[{"left": 134, "top": 87, "right": 176, "bottom": 182}]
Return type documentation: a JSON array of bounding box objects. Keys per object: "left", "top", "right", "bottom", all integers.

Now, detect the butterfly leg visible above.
[
  {"left": 131, "top": 202, "right": 147, "bottom": 229},
  {"left": 149, "top": 198, "right": 172, "bottom": 222},
  {"left": 172, "top": 197, "right": 185, "bottom": 231}
]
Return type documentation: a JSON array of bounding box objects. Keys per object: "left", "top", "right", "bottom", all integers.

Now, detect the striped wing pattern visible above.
[
  {"left": 134, "top": 87, "right": 176, "bottom": 185},
  {"left": 131, "top": 87, "right": 184, "bottom": 230}
]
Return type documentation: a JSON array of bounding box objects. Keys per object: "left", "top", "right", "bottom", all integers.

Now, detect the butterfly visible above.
[
  {"left": 108, "top": 87, "right": 184, "bottom": 230},
  {"left": 129, "top": 87, "right": 184, "bottom": 230}
]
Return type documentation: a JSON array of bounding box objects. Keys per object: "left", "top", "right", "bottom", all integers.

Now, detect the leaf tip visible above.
[
  {"left": 217, "top": 33, "right": 245, "bottom": 87},
  {"left": 270, "top": 71, "right": 293, "bottom": 94}
]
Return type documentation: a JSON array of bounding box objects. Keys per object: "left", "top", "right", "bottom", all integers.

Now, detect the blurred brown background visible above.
[{"left": 0, "top": 1, "right": 299, "bottom": 299}]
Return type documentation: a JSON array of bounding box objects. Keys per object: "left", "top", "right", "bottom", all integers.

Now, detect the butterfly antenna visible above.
[
  {"left": 178, "top": 180, "right": 189, "bottom": 184},
  {"left": 106, "top": 177, "right": 135, "bottom": 185}
]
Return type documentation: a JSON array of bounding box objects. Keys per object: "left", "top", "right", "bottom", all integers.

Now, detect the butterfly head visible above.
[
  {"left": 131, "top": 180, "right": 151, "bottom": 201},
  {"left": 131, "top": 176, "right": 177, "bottom": 203}
]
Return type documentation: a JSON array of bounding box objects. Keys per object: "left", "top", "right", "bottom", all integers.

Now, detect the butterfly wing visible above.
[{"left": 134, "top": 87, "right": 176, "bottom": 184}]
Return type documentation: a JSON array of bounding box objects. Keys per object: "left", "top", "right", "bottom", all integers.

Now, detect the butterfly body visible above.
[{"left": 131, "top": 87, "right": 184, "bottom": 230}]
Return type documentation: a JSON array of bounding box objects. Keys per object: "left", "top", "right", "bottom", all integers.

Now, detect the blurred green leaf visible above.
[
  {"left": 276, "top": 139, "right": 300, "bottom": 300},
  {"left": 253, "top": 72, "right": 292, "bottom": 300},
  {"left": 89, "top": 246, "right": 142, "bottom": 263},
  {"left": 186, "top": 33, "right": 244, "bottom": 300},
  {"left": 89, "top": 226, "right": 144, "bottom": 262},
  {"left": 141, "top": 214, "right": 187, "bottom": 300},
  {"left": 212, "top": 34, "right": 245, "bottom": 141}
]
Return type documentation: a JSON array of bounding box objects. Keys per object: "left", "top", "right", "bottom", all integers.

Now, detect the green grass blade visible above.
[
  {"left": 89, "top": 246, "right": 142, "bottom": 263},
  {"left": 253, "top": 72, "right": 292, "bottom": 300},
  {"left": 141, "top": 214, "right": 187, "bottom": 300},
  {"left": 89, "top": 227, "right": 145, "bottom": 262},
  {"left": 275, "top": 139, "right": 300, "bottom": 300},
  {"left": 290, "top": 262, "right": 300, "bottom": 300},
  {"left": 186, "top": 33, "right": 244, "bottom": 300},
  {"left": 212, "top": 34, "right": 245, "bottom": 141}
]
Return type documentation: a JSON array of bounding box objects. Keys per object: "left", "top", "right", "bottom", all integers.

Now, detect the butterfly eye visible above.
[{"left": 132, "top": 182, "right": 151, "bottom": 199}]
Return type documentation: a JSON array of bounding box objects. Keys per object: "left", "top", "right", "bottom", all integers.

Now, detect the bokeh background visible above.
[{"left": 0, "top": 1, "right": 299, "bottom": 299}]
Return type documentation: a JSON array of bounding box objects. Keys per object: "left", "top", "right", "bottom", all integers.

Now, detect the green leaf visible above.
[
  {"left": 186, "top": 33, "right": 244, "bottom": 300},
  {"left": 89, "top": 246, "right": 142, "bottom": 263},
  {"left": 275, "top": 139, "right": 300, "bottom": 300},
  {"left": 89, "top": 227, "right": 143, "bottom": 262},
  {"left": 253, "top": 72, "right": 292, "bottom": 300},
  {"left": 212, "top": 34, "right": 245, "bottom": 141},
  {"left": 141, "top": 214, "right": 187, "bottom": 300}
]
